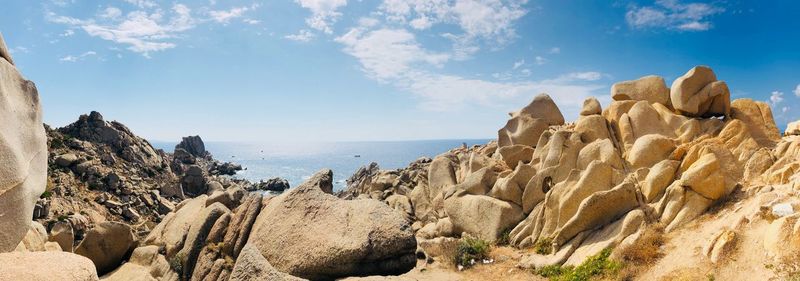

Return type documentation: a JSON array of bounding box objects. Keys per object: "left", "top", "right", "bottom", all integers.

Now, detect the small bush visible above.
[
  {"left": 40, "top": 191, "right": 52, "bottom": 199},
  {"left": 496, "top": 229, "right": 512, "bottom": 246},
  {"left": 454, "top": 236, "right": 490, "bottom": 268},
  {"left": 534, "top": 237, "right": 553, "bottom": 255},
  {"left": 169, "top": 252, "right": 185, "bottom": 274},
  {"left": 619, "top": 224, "right": 665, "bottom": 266},
  {"left": 534, "top": 248, "right": 622, "bottom": 281}
]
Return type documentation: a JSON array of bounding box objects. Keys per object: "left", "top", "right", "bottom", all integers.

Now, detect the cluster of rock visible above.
[
  {"left": 344, "top": 66, "right": 800, "bottom": 269},
  {"left": 44, "top": 113, "right": 249, "bottom": 239}
]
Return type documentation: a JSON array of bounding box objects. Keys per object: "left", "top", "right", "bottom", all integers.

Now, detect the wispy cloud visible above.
[
  {"left": 59, "top": 51, "right": 97, "bottom": 62},
  {"left": 285, "top": 30, "right": 316, "bottom": 42},
  {"left": 769, "top": 91, "right": 784, "bottom": 106},
  {"left": 626, "top": 0, "right": 724, "bottom": 31},
  {"left": 9, "top": 46, "right": 30, "bottom": 55},
  {"left": 549, "top": 47, "right": 560, "bottom": 54},
  {"left": 294, "top": 0, "right": 348, "bottom": 34},
  {"left": 336, "top": 22, "right": 604, "bottom": 112},
  {"left": 794, "top": 84, "right": 800, "bottom": 97},
  {"left": 209, "top": 5, "right": 258, "bottom": 24}
]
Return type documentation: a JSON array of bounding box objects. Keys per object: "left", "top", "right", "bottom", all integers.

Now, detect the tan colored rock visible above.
[
  {"left": 176, "top": 202, "right": 230, "bottom": 280},
  {"left": 298, "top": 168, "right": 333, "bottom": 194},
  {"left": 386, "top": 194, "right": 414, "bottom": 220},
  {"left": 144, "top": 195, "right": 207, "bottom": 258},
  {"left": 0, "top": 32, "right": 14, "bottom": 65},
  {"left": 488, "top": 163, "right": 536, "bottom": 206},
  {"left": 417, "top": 237, "right": 460, "bottom": 258},
  {"left": 498, "top": 144, "right": 534, "bottom": 170},
  {"left": 575, "top": 115, "right": 610, "bottom": 144},
  {"left": 75, "top": 221, "right": 137, "bottom": 275},
  {"left": 703, "top": 229, "right": 737, "bottom": 263},
  {"left": 14, "top": 221, "right": 47, "bottom": 252},
  {"left": 611, "top": 75, "right": 671, "bottom": 108},
  {"left": 763, "top": 213, "right": 800, "bottom": 260},
  {"left": 0, "top": 251, "right": 99, "bottom": 280},
  {"left": 452, "top": 167, "right": 497, "bottom": 195},
  {"left": 444, "top": 193, "right": 524, "bottom": 242},
  {"left": 229, "top": 244, "right": 305, "bottom": 281},
  {"left": 565, "top": 209, "right": 645, "bottom": 266},
  {"left": 248, "top": 170, "right": 417, "bottom": 280},
  {"left": 552, "top": 182, "right": 639, "bottom": 246},
  {"left": 0, "top": 32, "right": 48, "bottom": 252},
  {"left": 786, "top": 120, "right": 800, "bottom": 136},
  {"left": 580, "top": 97, "right": 601, "bottom": 116},
  {"left": 680, "top": 153, "right": 726, "bottom": 200},
  {"left": 49, "top": 221, "right": 74, "bottom": 252},
  {"left": 102, "top": 245, "right": 178, "bottom": 281},
  {"left": 670, "top": 66, "right": 730, "bottom": 117},
  {"left": 626, "top": 134, "right": 676, "bottom": 169},
  {"left": 222, "top": 194, "right": 262, "bottom": 259},
  {"left": 642, "top": 160, "right": 679, "bottom": 202},
  {"left": 498, "top": 94, "right": 565, "bottom": 147},
  {"left": 576, "top": 139, "right": 623, "bottom": 171},
  {"left": 730, "top": 98, "right": 782, "bottom": 146}
]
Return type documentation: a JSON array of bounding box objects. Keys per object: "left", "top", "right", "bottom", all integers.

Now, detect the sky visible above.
[{"left": 1, "top": 0, "right": 799, "bottom": 142}]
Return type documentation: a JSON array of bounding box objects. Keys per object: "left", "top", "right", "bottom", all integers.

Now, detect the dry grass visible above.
[{"left": 619, "top": 224, "right": 665, "bottom": 266}]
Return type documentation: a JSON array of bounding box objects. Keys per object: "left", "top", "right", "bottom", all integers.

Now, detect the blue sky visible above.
[{"left": 1, "top": 0, "right": 798, "bottom": 142}]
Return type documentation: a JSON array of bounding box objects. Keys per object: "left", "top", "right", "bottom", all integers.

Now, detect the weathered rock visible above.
[
  {"left": 181, "top": 165, "right": 207, "bottom": 196},
  {"left": 612, "top": 75, "right": 671, "bottom": 108},
  {"left": 763, "top": 213, "right": 800, "bottom": 260},
  {"left": 497, "top": 144, "right": 534, "bottom": 170},
  {"left": 176, "top": 202, "right": 230, "bottom": 280},
  {"left": 0, "top": 37, "right": 48, "bottom": 252},
  {"left": 222, "top": 194, "right": 263, "bottom": 259},
  {"left": 144, "top": 195, "right": 207, "bottom": 258},
  {"left": 0, "top": 251, "right": 99, "bottom": 280},
  {"left": 250, "top": 177, "right": 290, "bottom": 192},
  {"left": 15, "top": 221, "right": 48, "bottom": 252},
  {"left": 49, "top": 221, "right": 74, "bottom": 252},
  {"left": 55, "top": 153, "right": 79, "bottom": 167},
  {"left": 229, "top": 244, "right": 306, "bottom": 281},
  {"left": 75, "top": 221, "right": 137, "bottom": 275},
  {"left": 444, "top": 193, "right": 524, "bottom": 242},
  {"left": 580, "top": 97, "right": 602, "bottom": 116},
  {"left": 299, "top": 168, "right": 334, "bottom": 194},
  {"left": 670, "top": 66, "right": 730, "bottom": 117},
  {"left": 786, "top": 120, "right": 800, "bottom": 136},
  {"left": 498, "top": 94, "right": 565, "bottom": 147},
  {"left": 730, "top": 98, "right": 781, "bottom": 147},
  {"left": 175, "top": 135, "right": 209, "bottom": 158},
  {"left": 680, "top": 153, "right": 726, "bottom": 200},
  {"left": 102, "top": 245, "right": 178, "bottom": 281},
  {"left": 642, "top": 160, "right": 680, "bottom": 202},
  {"left": 248, "top": 170, "right": 417, "bottom": 280},
  {"left": 626, "top": 134, "right": 676, "bottom": 169},
  {"left": 703, "top": 229, "right": 737, "bottom": 263}
]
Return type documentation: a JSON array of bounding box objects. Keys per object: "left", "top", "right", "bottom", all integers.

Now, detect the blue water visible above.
[{"left": 151, "top": 139, "right": 490, "bottom": 191}]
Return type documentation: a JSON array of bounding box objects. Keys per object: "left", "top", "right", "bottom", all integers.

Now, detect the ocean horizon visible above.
[{"left": 151, "top": 139, "right": 492, "bottom": 191}]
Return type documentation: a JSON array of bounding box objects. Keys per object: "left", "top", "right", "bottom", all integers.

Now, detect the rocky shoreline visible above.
[{"left": 2, "top": 31, "right": 800, "bottom": 281}]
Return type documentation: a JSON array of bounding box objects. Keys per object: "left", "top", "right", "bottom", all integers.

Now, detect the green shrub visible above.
[
  {"left": 40, "top": 191, "right": 52, "bottom": 199},
  {"left": 534, "top": 237, "right": 553, "bottom": 255},
  {"left": 455, "top": 236, "right": 490, "bottom": 267},
  {"left": 534, "top": 248, "right": 622, "bottom": 281},
  {"left": 169, "top": 252, "right": 185, "bottom": 274},
  {"left": 496, "top": 229, "right": 512, "bottom": 246}
]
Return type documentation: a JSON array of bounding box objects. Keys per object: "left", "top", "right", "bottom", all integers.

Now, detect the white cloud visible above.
[
  {"left": 770, "top": 91, "right": 784, "bottom": 106},
  {"left": 285, "top": 30, "right": 316, "bottom": 42},
  {"left": 9, "top": 46, "right": 30, "bottom": 55},
  {"left": 336, "top": 27, "right": 450, "bottom": 81},
  {"left": 549, "top": 47, "right": 560, "bottom": 54},
  {"left": 336, "top": 23, "right": 604, "bottom": 111},
  {"left": 123, "top": 0, "right": 156, "bottom": 8},
  {"left": 59, "top": 51, "right": 97, "bottom": 62},
  {"left": 60, "top": 29, "right": 75, "bottom": 37},
  {"left": 380, "top": 0, "right": 528, "bottom": 57},
  {"left": 48, "top": 4, "right": 196, "bottom": 56},
  {"left": 512, "top": 59, "right": 524, "bottom": 69},
  {"left": 294, "top": 0, "right": 348, "bottom": 34},
  {"left": 794, "top": 84, "right": 800, "bottom": 97},
  {"left": 243, "top": 19, "right": 261, "bottom": 25},
  {"left": 209, "top": 6, "right": 253, "bottom": 24},
  {"left": 100, "top": 7, "right": 122, "bottom": 19},
  {"left": 534, "top": 55, "right": 546, "bottom": 65},
  {"left": 626, "top": 0, "right": 724, "bottom": 31}
]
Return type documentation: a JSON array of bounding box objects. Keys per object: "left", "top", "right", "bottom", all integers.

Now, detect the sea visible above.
[{"left": 151, "top": 139, "right": 491, "bottom": 192}]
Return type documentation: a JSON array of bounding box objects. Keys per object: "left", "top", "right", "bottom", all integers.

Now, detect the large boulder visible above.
[
  {"left": 247, "top": 169, "right": 417, "bottom": 280},
  {"left": 75, "top": 222, "right": 137, "bottom": 275},
  {"left": 444, "top": 193, "right": 524, "bottom": 242},
  {"left": 14, "top": 221, "right": 48, "bottom": 252},
  {"left": 0, "top": 251, "right": 99, "bottom": 280},
  {"left": 175, "top": 135, "right": 209, "bottom": 158},
  {"left": 229, "top": 244, "right": 306, "bottom": 281},
  {"left": 786, "top": 120, "right": 800, "bottom": 136},
  {"left": 611, "top": 75, "right": 671, "bottom": 108},
  {"left": 670, "top": 66, "right": 730, "bottom": 117},
  {"left": 730, "top": 98, "right": 781, "bottom": 147},
  {"left": 49, "top": 221, "right": 75, "bottom": 252},
  {"left": 626, "top": 134, "right": 676, "bottom": 169},
  {"left": 498, "top": 94, "right": 565, "bottom": 147},
  {"left": 0, "top": 32, "right": 48, "bottom": 252}
]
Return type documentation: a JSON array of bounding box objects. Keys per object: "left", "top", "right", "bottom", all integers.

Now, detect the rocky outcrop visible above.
[
  {"left": 335, "top": 66, "right": 786, "bottom": 272},
  {"left": 498, "top": 94, "right": 565, "bottom": 148},
  {"left": 176, "top": 136, "right": 210, "bottom": 159},
  {"left": 249, "top": 177, "right": 290, "bottom": 192},
  {"left": 0, "top": 33, "right": 47, "bottom": 252},
  {"left": 229, "top": 244, "right": 306, "bottom": 281},
  {"left": 247, "top": 169, "right": 417, "bottom": 280}
]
